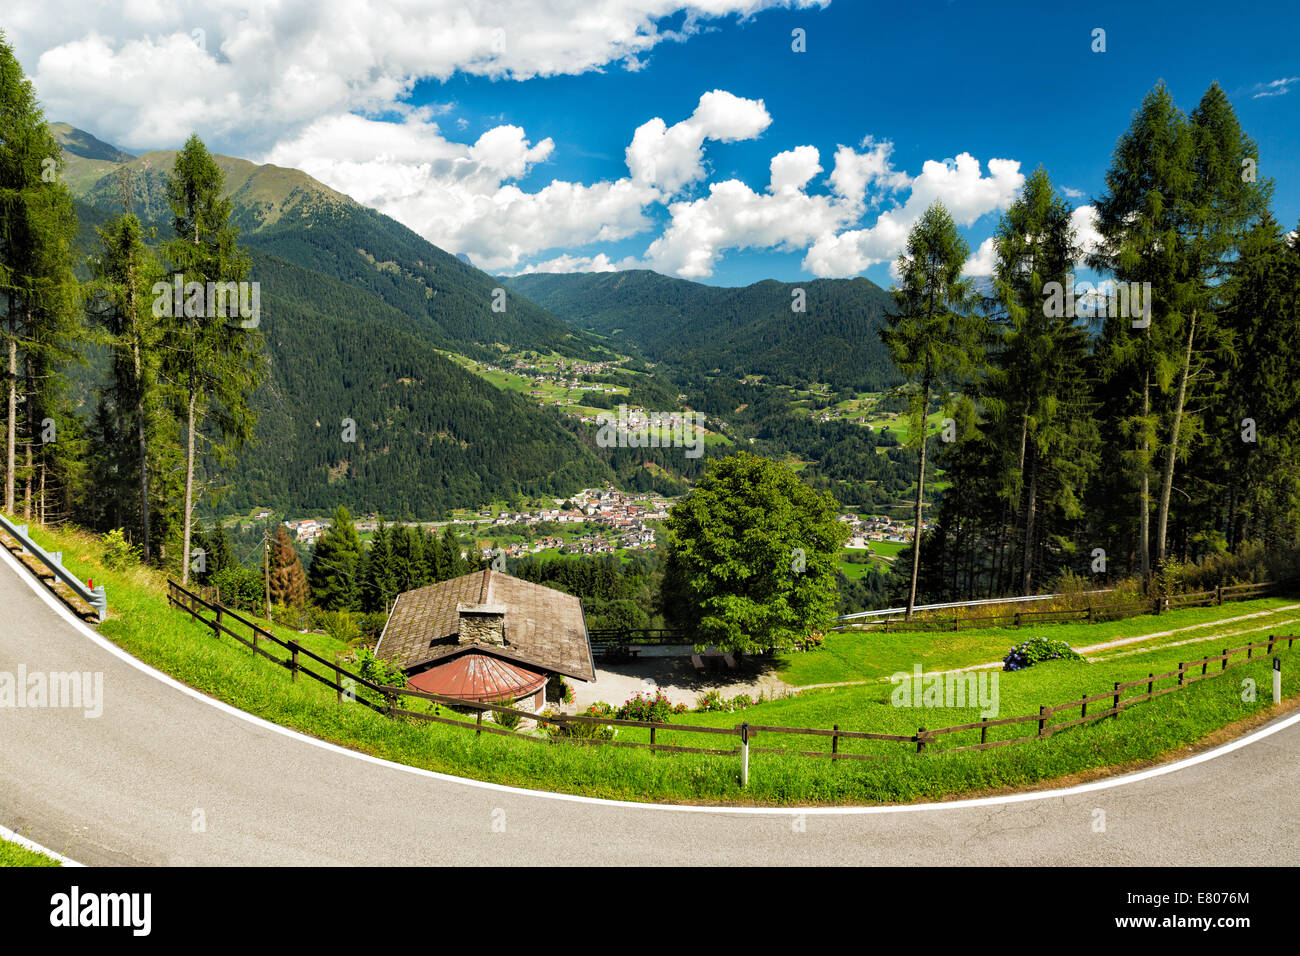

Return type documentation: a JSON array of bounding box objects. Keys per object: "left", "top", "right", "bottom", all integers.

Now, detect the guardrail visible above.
[
  {"left": 0, "top": 512, "right": 106, "bottom": 621},
  {"left": 836, "top": 588, "right": 1117, "bottom": 622},
  {"left": 835, "top": 581, "right": 1287, "bottom": 632}
]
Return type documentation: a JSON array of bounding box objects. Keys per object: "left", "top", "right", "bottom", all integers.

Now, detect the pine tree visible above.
[
  {"left": 442, "top": 525, "right": 467, "bottom": 577},
  {"left": 268, "top": 524, "right": 309, "bottom": 609},
  {"left": 161, "top": 134, "right": 265, "bottom": 584},
  {"left": 360, "top": 521, "right": 397, "bottom": 613},
  {"left": 1150, "top": 83, "right": 1273, "bottom": 563},
  {"left": 985, "top": 168, "right": 1097, "bottom": 593},
  {"left": 1215, "top": 216, "right": 1300, "bottom": 548},
  {"left": 87, "top": 213, "right": 173, "bottom": 560},
  {"left": 386, "top": 524, "right": 423, "bottom": 593},
  {"left": 308, "top": 505, "right": 362, "bottom": 610},
  {"left": 880, "top": 201, "right": 985, "bottom": 617},
  {"left": 208, "top": 525, "right": 235, "bottom": 577},
  {"left": 0, "top": 33, "right": 85, "bottom": 520},
  {"left": 1089, "top": 82, "right": 1191, "bottom": 579}
]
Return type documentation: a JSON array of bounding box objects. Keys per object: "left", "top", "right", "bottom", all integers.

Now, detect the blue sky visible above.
[{"left": 10, "top": 0, "right": 1299, "bottom": 287}]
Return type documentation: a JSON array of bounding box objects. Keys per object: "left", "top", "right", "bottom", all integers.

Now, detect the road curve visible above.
[{"left": 2, "top": 548, "right": 1298, "bottom": 866}]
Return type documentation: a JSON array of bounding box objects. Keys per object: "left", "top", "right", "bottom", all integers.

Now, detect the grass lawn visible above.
[
  {"left": 838, "top": 559, "right": 881, "bottom": 580},
  {"left": 780, "top": 596, "right": 1300, "bottom": 687},
  {"left": 8, "top": 517, "right": 1299, "bottom": 807},
  {"left": 0, "top": 838, "right": 61, "bottom": 867}
]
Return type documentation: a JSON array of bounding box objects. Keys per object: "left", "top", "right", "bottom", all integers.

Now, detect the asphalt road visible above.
[{"left": 2, "top": 548, "right": 1298, "bottom": 866}]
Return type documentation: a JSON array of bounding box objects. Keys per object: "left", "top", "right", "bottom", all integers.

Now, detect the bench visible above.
[
  {"left": 691, "top": 653, "right": 705, "bottom": 673},
  {"left": 723, "top": 653, "right": 738, "bottom": 670}
]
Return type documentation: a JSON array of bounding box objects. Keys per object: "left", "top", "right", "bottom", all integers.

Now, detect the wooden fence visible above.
[
  {"left": 847, "top": 581, "right": 1283, "bottom": 633},
  {"left": 166, "top": 580, "right": 1294, "bottom": 777}
]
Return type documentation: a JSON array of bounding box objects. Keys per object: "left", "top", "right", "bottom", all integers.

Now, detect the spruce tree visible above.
[
  {"left": 0, "top": 33, "right": 85, "bottom": 519},
  {"left": 985, "top": 168, "right": 1097, "bottom": 593},
  {"left": 87, "top": 213, "right": 172, "bottom": 560},
  {"left": 360, "top": 521, "right": 397, "bottom": 613},
  {"left": 308, "top": 505, "right": 362, "bottom": 610}
]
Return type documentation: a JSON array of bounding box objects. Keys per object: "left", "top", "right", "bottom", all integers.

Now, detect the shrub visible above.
[
  {"left": 491, "top": 697, "right": 522, "bottom": 730},
  {"left": 345, "top": 648, "right": 409, "bottom": 705},
  {"left": 316, "top": 609, "right": 361, "bottom": 644},
  {"left": 101, "top": 528, "right": 139, "bottom": 570},
  {"left": 357, "top": 611, "right": 389, "bottom": 646},
  {"left": 546, "top": 702, "right": 616, "bottom": 740},
  {"left": 1003, "top": 636, "right": 1086, "bottom": 672},
  {"left": 616, "top": 689, "right": 685, "bottom": 721},
  {"left": 697, "top": 689, "right": 726, "bottom": 712},
  {"left": 696, "top": 689, "right": 755, "bottom": 712}
]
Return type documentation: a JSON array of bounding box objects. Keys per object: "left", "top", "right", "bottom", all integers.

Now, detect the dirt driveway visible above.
[{"left": 566, "top": 655, "right": 792, "bottom": 712}]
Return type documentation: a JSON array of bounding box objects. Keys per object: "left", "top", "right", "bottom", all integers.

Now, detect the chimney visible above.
[{"left": 456, "top": 603, "right": 507, "bottom": 646}]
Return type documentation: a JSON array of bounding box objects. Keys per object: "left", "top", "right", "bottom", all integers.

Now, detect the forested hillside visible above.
[
  {"left": 51, "top": 126, "right": 617, "bottom": 518},
  {"left": 506, "top": 270, "right": 899, "bottom": 390}
]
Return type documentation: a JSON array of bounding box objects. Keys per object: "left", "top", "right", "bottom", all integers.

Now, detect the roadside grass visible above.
[
  {"left": 780, "top": 597, "right": 1300, "bottom": 687},
  {"left": 0, "top": 838, "right": 61, "bottom": 867},
  {"left": 9, "top": 518, "right": 1299, "bottom": 806}
]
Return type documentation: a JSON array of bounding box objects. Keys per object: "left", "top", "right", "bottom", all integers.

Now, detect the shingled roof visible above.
[{"left": 374, "top": 569, "right": 596, "bottom": 682}]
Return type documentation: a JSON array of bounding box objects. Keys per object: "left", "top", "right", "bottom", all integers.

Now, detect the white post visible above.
[
  {"left": 1274, "top": 657, "right": 1282, "bottom": 704},
  {"left": 740, "top": 722, "right": 750, "bottom": 788}
]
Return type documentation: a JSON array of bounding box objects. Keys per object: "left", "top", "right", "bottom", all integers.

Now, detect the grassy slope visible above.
[
  {"left": 9, "top": 518, "right": 1298, "bottom": 806},
  {"left": 781, "top": 597, "right": 1300, "bottom": 686}
]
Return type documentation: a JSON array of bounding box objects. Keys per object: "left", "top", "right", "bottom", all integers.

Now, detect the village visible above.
[
  {"left": 273, "top": 487, "right": 672, "bottom": 558},
  {"left": 840, "top": 511, "right": 921, "bottom": 549}
]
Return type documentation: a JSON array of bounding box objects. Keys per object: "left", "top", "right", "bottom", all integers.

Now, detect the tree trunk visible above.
[
  {"left": 1021, "top": 444, "right": 1038, "bottom": 595},
  {"left": 5, "top": 319, "right": 14, "bottom": 515},
  {"left": 1156, "top": 311, "right": 1196, "bottom": 564},
  {"left": 181, "top": 388, "right": 196, "bottom": 586},
  {"left": 127, "top": 262, "right": 151, "bottom": 564},
  {"left": 905, "top": 377, "right": 931, "bottom": 619},
  {"left": 1138, "top": 370, "right": 1151, "bottom": 580}
]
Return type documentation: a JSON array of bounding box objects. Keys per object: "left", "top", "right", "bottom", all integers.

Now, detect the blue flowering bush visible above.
[{"left": 1003, "top": 636, "right": 1086, "bottom": 671}]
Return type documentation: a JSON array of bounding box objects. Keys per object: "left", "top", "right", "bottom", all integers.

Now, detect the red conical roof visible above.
[{"left": 408, "top": 652, "right": 546, "bottom": 703}]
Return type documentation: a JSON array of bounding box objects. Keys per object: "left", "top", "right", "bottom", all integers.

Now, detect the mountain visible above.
[
  {"left": 505, "top": 269, "right": 900, "bottom": 391},
  {"left": 55, "top": 124, "right": 615, "bottom": 517},
  {"left": 55, "top": 135, "right": 596, "bottom": 359}
]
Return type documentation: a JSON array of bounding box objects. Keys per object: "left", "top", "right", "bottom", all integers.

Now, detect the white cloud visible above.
[
  {"left": 642, "top": 140, "right": 902, "bottom": 278},
  {"left": 769, "top": 146, "right": 822, "bottom": 192},
  {"left": 1251, "top": 76, "right": 1299, "bottom": 99},
  {"left": 962, "top": 237, "right": 998, "bottom": 277},
  {"left": 512, "top": 253, "right": 637, "bottom": 274},
  {"left": 827, "top": 136, "right": 910, "bottom": 206},
  {"left": 626, "top": 89, "right": 771, "bottom": 194},
  {"left": 9, "top": 0, "right": 824, "bottom": 154},
  {"left": 803, "top": 153, "right": 1025, "bottom": 277},
  {"left": 1062, "top": 186, "right": 1085, "bottom": 200},
  {"left": 265, "top": 112, "right": 659, "bottom": 272},
  {"left": 1070, "top": 204, "right": 1102, "bottom": 264}
]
